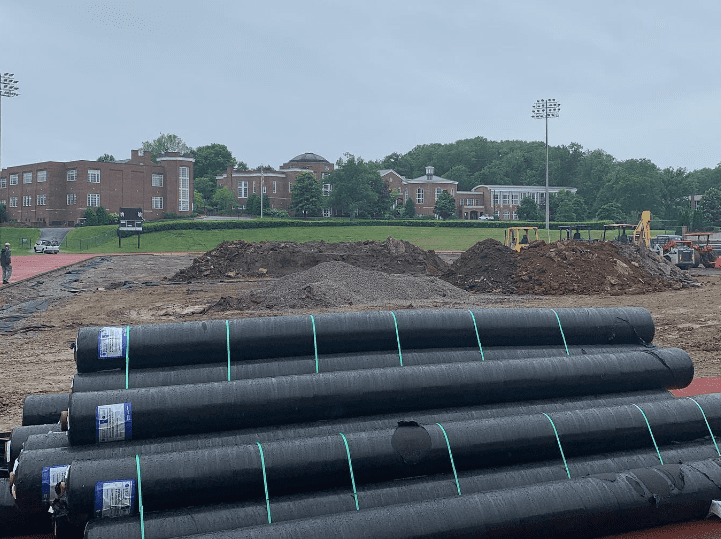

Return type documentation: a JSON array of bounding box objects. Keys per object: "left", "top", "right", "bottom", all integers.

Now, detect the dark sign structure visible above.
[{"left": 119, "top": 208, "right": 143, "bottom": 231}]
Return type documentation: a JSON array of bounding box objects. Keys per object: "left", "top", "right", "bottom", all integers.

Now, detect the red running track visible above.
[{"left": 1, "top": 253, "right": 100, "bottom": 285}]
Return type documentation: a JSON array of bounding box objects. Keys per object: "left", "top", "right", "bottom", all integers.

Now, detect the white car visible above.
[
  {"left": 478, "top": 214, "right": 494, "bottom": 220},
  {"left": 34, "top": 240, "right": 60, "bottom": 254}
]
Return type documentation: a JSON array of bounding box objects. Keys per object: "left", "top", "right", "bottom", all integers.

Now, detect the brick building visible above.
[
  {"left": 0, "top": 149, "right": 194, "bottom": 226},
  {"left": 216, "top": 152, "right": 334, "bottom": 215}
]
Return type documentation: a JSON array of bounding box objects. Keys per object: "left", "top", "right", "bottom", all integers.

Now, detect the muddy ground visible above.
[{"left": 1, "top": 239, "right": 720, "bottom": 433}]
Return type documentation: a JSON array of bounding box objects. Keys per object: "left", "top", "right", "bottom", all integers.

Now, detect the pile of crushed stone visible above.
[
  {"left": 512, "top": 240, "right": 697, "bottom": 296},
  {"left": 206, "top": 261, "right": 472, "bottom": 312},
  {"left": 443, "top": 239, "right": 520, "bottom": 294},
  {"left": 172, "top": 237, "right": 448, "bottom": 281}
]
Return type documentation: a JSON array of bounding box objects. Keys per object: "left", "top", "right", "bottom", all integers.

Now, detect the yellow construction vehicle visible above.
[
  {"left": 505, "top": 227, "right": 539, "bottom": 252},
  {"left": 602, "top": 211, "right": 651, "bottom": 248}
]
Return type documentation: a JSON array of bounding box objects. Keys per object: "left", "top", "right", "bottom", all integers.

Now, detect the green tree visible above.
[
  {"left": 595, "top": 202, "right": 626, "bottom": 222},
  {"left": 517, "top": 196, "right": 540, "bottom": 220},
  {"left": 699, "top": 187, "right": 721, "bottom": 227},
  {"left": 0, "top": 203, "right": 6, "bottom": 223},
  {"left": 83, "top": 208, "right": 98, "bottom": 226},
  {"left": 212, "top": 186, "right": 237, "bottom": 212},
  {"left": 433, "top": 190, "right": 456, "bottom": 219},
  {"left": 141, "top": 133, "right": 192, "bottom": 162},
  {"left": 404, "top": 197, "right": 416, "bottom": 218},
  {"left": 245, "top": 193, "right": 271, "bottom": 216},
  {"left": 194, "top": 190, "right": 205, "bottom": 211},
  {"left": 194, "top": 143, "right": 237, "bottom": 179},
  {"left": 97, "top": 153, "right": 115, "bottom": 162},
  {"left": 290, "top": 171, "right": 323, "bottom": 218},
  {"left": 444, "top": 165, "right": 473, "bottom": 191},
  {"left": 94, "top": 205, "right": 110, "bottom": 225},
  {"left": 326, "top": 153, "right": 378, "bottom": 218},
  {"left": 194, "top": 177, "right": 218, "bottom": 203}
]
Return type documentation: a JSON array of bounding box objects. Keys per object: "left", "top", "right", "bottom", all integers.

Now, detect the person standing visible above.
[{"left": 1, "top": 242, "right": 11, "bottom": 284}]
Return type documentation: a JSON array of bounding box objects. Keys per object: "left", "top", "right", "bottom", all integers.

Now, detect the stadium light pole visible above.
[
  {"left": 531, "top": 98, "right": 560, "bottom": 234},
  {"left": 0, "top": 73, "right": 20, "bottom": 175}
]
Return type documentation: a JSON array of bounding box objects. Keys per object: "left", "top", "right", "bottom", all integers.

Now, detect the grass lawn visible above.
[
  {"left": 58, "top": 223, "right": 674, "bottom": 254},
  {"left": 0, "top": 228, "right": 42, "bottom": 255}
]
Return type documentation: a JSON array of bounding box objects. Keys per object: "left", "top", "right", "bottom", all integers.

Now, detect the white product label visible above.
[
  {"left": 42, "top": 465, "right": 70, "bottom": 503},
  {"left": 94, "top": 480, "right": 135, "bottom": 518},
  {"left": 98, "top": 327, "right": 127, "bottom": 359},
  {"left": 95, "top": 402, "right": 132, "bottom": 443}
]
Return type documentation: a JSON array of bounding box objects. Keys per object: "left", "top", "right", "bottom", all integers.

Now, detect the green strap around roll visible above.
[
  {"left": 632, "top": 404, "right": 664, "bottom": 464},
  {"left": 542, "top": 412, "right": 571, "bottom": 479},
  {"left": 339, "top": 432, "right": 359, "bottom": 510},
  {"left": 135, "top": 455, "right": 145, "bottom": 539},
  {"left": 256, "top": 441, "right": 272, "bottom": 524},
  {"left": 436, "top": 423, "right": 461, "bottom": 495}
]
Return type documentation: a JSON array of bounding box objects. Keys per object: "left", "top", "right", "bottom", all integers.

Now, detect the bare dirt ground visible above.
[{"left": 1, "top": 238, "right": 720, "bottom": 433}]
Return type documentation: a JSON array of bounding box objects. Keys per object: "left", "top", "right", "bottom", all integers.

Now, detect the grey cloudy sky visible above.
[{"left": 2, "top": 1, "right": 720, "bottom": 173}]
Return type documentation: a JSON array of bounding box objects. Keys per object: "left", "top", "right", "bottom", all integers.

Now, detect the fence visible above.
[{"left": 61, "top": 230, "right": 117, "bottom": 251}]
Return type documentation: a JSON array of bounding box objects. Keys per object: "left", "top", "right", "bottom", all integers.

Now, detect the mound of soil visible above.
[
  {"left": 206, "top": 261, "right": 471, "bottom": 311},
  {"left": 171, "top": 237, "right": 448, "bottom": 281},
  {"left": 443, "top": 238, "right": 519, "bottom": 294},
  {"left": 513, "top": 240, "right": 696, "bottom": 295}
]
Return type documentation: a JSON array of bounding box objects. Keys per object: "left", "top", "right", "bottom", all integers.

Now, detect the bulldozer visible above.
[{"left": 505, "top": 226, "right": 539, "bottom": 252}]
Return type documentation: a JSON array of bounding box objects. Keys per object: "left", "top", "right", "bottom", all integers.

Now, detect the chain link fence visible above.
[{"left": 61, "top": 229, "right": 117, "bottom": 251}]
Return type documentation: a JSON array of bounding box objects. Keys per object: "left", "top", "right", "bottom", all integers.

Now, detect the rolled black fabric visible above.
[
  {"left": 154, "top": 458, "right": 721, "bottom": 539},
  {"left": 14, "top": 390, "right": 673, "bottom": 513},
  {"left": 0, "top": 478, "right": 52, "bottom": 536},
  {"left": 8, "top": 423, "right": 61, "bottom": 464},
  {"left": 64, "top": 397, "right": 720, "bottom": 520},
  {"left": 22, "top": 393, "right": 69, "bottom": 426},
  {"left": 66, "top": 349, "right": 692, "bottom": 445},
  {"left": 70, "top": 344, "right": 652, "bottom": 393},
  {"left": 74, "top": 308, "right": 655, "bottom": 373},
  {"left": 81, "top": 440, "right": 721, "bottom": 539}
]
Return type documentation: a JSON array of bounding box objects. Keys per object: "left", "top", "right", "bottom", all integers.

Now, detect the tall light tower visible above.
[
  {"left": 531, "top": 98, "right": 560, "bottom": 234},
  {"left": 0, "top": 73, "right": 20, "bottom": 174}
]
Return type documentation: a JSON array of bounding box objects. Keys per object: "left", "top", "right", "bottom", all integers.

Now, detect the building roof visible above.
[
  {"left": 406, "top": 174, "right": 457, "bottom": 185},
  {"left": 288, "top": 153, "right": 330, "bottom": 163},
  {"left": 473, "top": 184, "right": 576, "bottom": 192}
]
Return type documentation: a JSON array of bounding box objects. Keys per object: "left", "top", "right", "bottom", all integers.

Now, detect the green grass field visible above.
[{"left": 0, "top": 228, "right": 42, "bottom": 255}]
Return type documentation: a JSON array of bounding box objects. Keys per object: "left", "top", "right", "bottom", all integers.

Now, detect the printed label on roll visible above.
[
  {"left": 41, "top": 465, "right": 69, "bottom": 503},
  {"left": 94, "top": 479, "right": 136, "bottom": 518},
  {"left": 95, "top": 402, "right": 132, "bottom": 443},
  {"left": 98, "top": 327, "right": 127, "bottom": 359}
]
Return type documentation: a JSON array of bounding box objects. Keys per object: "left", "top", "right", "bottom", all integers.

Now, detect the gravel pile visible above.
[{"left": 206, "top": 261, "right": 472, "bottom": 312}]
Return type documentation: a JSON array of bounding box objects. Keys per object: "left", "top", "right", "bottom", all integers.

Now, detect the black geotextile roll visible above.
[
  {"left": 22, "top": 393, "right": 69, "bottom": 426},
  {"left": 73, "top": 307, "right": 655, "bottom": 372},
  {"left": 63, "top": 396, "right": 721, "bottom": 520},
  {"left": 14, "top": 390, "right": 674, "bottom": 513},
  {"left": 66, "top": 349, "right": 692, "bottom": 445},
  {"left": 8, "top": 422, "right": 62, "bottom": 464},
  {"left": 70, "top": 344, "right": 652, "bottom": 392},
  {"left": 80, "top": 440, "right": 721, "bottom": 539},
  {"left": 138, "top": 458, "right": 721, "bottom": 539},
  {"left": 0, "top": 478, "right": 52, "bottom": 536}
]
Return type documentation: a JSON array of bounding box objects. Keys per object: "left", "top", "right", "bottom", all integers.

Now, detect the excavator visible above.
[{"left": 601, "top": 211, "right": 651, "bottom": 247}]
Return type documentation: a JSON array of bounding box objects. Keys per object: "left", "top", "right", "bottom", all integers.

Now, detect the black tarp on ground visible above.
[
  {"left": 74, "top": 307, "right": 655, "bottom": 372},
  {"left": 81, "top": 440, "right": 721, "bottom": 539},
  {"left": 66, "top": 349, "right": 692, "bottom": 445}
]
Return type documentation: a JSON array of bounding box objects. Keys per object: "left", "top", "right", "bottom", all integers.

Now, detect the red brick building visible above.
[
  {"left": 0, "top": 149, "right": 194, "bottom": 226},
  {"left": 216, "top": 152, "right": 334, "bottom": 215}
]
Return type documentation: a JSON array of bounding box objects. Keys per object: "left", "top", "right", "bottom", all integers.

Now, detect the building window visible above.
[
  {"left": 0, "top": 200, "right": 5, "bottom": 207},
  {"left": 503, "top": 210, "right": 510, "bottom": 220},
  {"left": 322, "top": 172, "right": 329, "bottom": 180},
  {"left": 152, "top": 197, "right": 164, "bottom": 209},
  {"left": 512, "top": 211, "right": 518, "bottom": 220},
  {"left": 404, "top": 188, "right": 409, "bottom": 202},
  {"left": 0, "top": 177, "right": 6, "bottom": 188},
  {"left": 67, "top": 169, "right": 77, "bottom": 181},
  {"left": 502, "top": 193, "right": 509, "bottom": 205},
  {"left": 322, "top": 208, "right": 331, "bottom": 217},
  {"left": 10, "top": 174, "right": 18, "bottom": 185},
  {"left": 323, "top": 184, "right": 332, "bottom": 196},
  {"left": 23, "top": 195, "right": 32, "bottom": 206},
  {"left": 272, "top": 181, "right": 276, "bottom": 194},
  {"left": 252, "top": 182, "right": 256, "bottom": 194},
  {"left": 238, "top": 181, "right": 248, "bottom": 198},
  {"left": 494, "top": 209, "right": 500, "bottom": 217},
  {"left": 67, "top": 193, "right": 77, "bottom": 205},
  {"left": 152, "top": 174, "right": 163, "bottom": 187},
  {"left": 511, "top": 193, "right": 519, "bottom": 205},
  {"left": 37, "top": 170, "right": 47, "bottom": 182},
  {"left": 88, "top": 169, "right": 100, "bottom": 183},
  {"left": 492, "top": 192, "right": 499, "bottom": 205},
  {"left": 417, "top": 188, "right": 424, "bottom": 204},
  {"left": 36, "top": 194, "right": 46, "bottom": 206},
  {"left": 435, "top": 187, "right": 442, "bottom": 201},
  {"left": 10, "top": 197, "right": 18, "bottom": 207},
  {"left": 23, "top": 172, "right": 32, "bottom": 184},
  {"left": 87, "top": 193, "right": 100, "bottom": 207},
  {"left": 262, "top": 184, "right": 267, "bottom": 194},
  {"left": 178, "top": 166, "right": 190, "bottom": 212}
]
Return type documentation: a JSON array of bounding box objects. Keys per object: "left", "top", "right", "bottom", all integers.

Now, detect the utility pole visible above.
[
  {"left": 260, "top": 165, "right": 264, "bottom": 219},
  {"left": 531, "top": 98, "right": 560, "bottom": 235}
]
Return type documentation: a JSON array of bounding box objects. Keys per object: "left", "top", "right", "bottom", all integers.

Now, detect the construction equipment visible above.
[
  {"left": 649, "top": 235, "right": 696, "bottom": 270},
  {"left": 602, "top": 211, "right": 651, "bottom": 248},
  {"left": 505, "top": 227, "right": 539, "bottom": 252},
  {"left": 683, "top": 232, "right": 719, "bottom": 269},
  {"left": 558, "top": 225, "right": 593, "bottom": 242}
]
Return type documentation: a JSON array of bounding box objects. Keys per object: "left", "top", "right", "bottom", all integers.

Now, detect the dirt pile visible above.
[
  {"left": 513, "top": 240, "right": 696, "bottom": 296},
  {"left": 171, "top": 237, "right": 449, "bottom": 281},
  {"left": 443, "top": 238, "right": 519, "bottom": 294},
  {"left": 206, "top": 261, "right": 471, "bottom": 312}
]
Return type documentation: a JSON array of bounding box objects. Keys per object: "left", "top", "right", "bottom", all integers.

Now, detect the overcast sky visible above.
[{"left": 2, "top": 1, "right": 720, "bottom": 174}]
